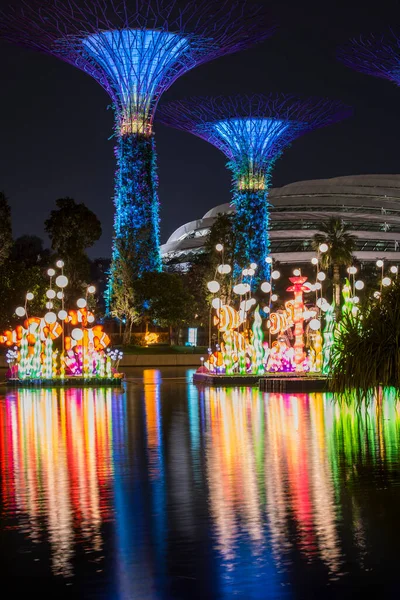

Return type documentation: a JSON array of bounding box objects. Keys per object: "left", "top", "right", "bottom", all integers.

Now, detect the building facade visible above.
[{"left": 161, "top": 174, "right": 400, "bottom": 269}]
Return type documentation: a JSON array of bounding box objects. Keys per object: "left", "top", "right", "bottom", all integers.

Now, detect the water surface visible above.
[{"left": 0, "top": 368, "right": 399, "bottom": 598}]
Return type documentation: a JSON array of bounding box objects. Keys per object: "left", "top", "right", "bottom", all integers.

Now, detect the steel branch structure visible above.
[
  {"left": 158, "top": 94, "right": 350, "bottom": 278},
  {"left": 338, "top": 32, "right": 400, "bottom": 85},
  {"left": 0, "top": 1, "right": 274, "bottom": 306}
]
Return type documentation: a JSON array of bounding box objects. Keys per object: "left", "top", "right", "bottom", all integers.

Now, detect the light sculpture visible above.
[
  {"left": 1, "top": 270, "right": 123, "bottom": 384},
  {"left": 0, "top": 0, "right": 273, "bottom": 305},
  {"left": 286, "top": 276, "right": 309, "bottom": 372},
  {"left": 159, "top": 95, "right": 350, "bottom": 279}
]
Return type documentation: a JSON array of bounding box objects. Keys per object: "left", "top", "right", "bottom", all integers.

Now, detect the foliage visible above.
[
  {"left": 232, "top": 186, "right": 270, "bottom": 280},
  {"left": 313, "top": 218, "right": 356, "bottom": 305},
  {"left": 135, "top": 272, "right": 195, "bottom": 343},
  {"left": 110, "top": 238, "right": 139, "bottom": 345},
  {"left": 10, "top": 235, "right": 51, "bottom": 267},
  {"left": 45, "top": 197, "right": 102, "bottom": 297},
  {"left": 0, "top": 262, "right": 48, "bottom": 330},
  {"left": 185, "top": 213, "right": 237, "bottom": 324},
  {"left": 111, "top": 134, "right": 161, "bottom": 279},
  {"left": 330, "top": 279, "right": 400, "bottom": 398},
  {"left": 0, "top": 192, "right": 13, "bottom": 266}
]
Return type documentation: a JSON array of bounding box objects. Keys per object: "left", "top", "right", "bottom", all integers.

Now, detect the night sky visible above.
[{"left": 0, "top": 0, "right": 399, "bottom": 259}]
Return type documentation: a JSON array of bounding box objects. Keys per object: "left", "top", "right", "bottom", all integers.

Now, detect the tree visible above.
[
  {"left": 45, "top": 197, "right": 102, "bottom": 297},
  {"left": 330, "top": 278, "right": 400, "bottom": 398},
  {"left": 0, "top": 192, "right": 13, "bottom": 266},
  {"left": 135, "top": 272, "right": 195, "bottom": 345},
  {"left": 110, "top": 239, "right": 139, "bottom": 345},
  {"left": 10, "top": 235, "right": 51, "bottom": 267},
  {"left": 313, "top": 218, "right": 356, "bottom": 307}
]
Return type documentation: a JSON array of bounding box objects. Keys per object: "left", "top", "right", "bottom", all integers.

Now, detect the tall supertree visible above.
[
  {"left": 338, "top": 32, "right": 400, "bottom": 86},
  {"left": 158, "top": 94, "right": 350, "bottom": 279},
  {"left": 0, "top": 1, "right": 273, "bottom": 307}
]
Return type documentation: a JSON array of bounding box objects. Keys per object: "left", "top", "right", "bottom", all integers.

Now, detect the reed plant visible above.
[{"left": 330, "top": 278, "right": 400, "bottom": 399}]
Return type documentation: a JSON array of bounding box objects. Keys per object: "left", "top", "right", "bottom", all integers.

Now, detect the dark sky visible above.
[{"left": 0, "top": 0, "right": 399, "bottom": 259}]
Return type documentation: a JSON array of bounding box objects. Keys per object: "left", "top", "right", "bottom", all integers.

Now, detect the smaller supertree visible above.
[
  {"left": 338, "top": 31, "right": 400, "bottom": 86},
  {"left": 158, "top": 94, "right": 350, "bottom": 279}
]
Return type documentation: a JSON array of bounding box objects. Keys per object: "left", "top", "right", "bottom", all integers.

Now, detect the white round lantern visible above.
[
  {"left": 46, "top": 289, "right": 56, "bottom": 299},
  {"left": 319, "top": 243, "right": 328, "bottom": 253},
  {"left": 56, "top": 275, "right": 68, "bottom": 289},
  {"left": 271, "top": 270, "right": 280, "bottom": 280},
  {"left": 77, "top": 298, "right": 87, "bottom": 309},
  {"left": 355, "top": 280, "right": 364, "bottom": 290},
  {"left": 212, "top": 298, "right": 223, "bottom": 310},
  {"left": 317, "top": 272, "right": 326, "bottom": 281},
  {"left": 382, "top": 277, "right": 391, "bottom": 287},
  {"left": 261, "top": 281, "right": 271, "bottom": 293},
  {"left": 44, "top": 312, "right": 57, "bottom": 324},
  {"left": 58, "top": 310, "right": 68, "bottom": 321},
  {"left": 26, "top": 292, "right": 34, "bottom": 301},
  {"left": 71, "top": 328, "right": 84, "bottom": 341},
  {"left": 16, "top": 307, "right": 26, "bottom": 317},
  {"left": 207, "top": 280, "right": 220, "bottom": 294},
  {"left": 47, "top": 268, "right": 56, "bottom": 277},
  {"left": 309, "top": 318, "right": 321, "bottom": 331}
]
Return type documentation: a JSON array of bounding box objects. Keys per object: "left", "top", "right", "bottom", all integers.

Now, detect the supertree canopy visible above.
[
  {"left": 158, "top": 94, "right": 350, "bottom": 279},
  {"left": 338, "top": 32, "right": 400, "bottom": 85},
  {"left": 0, "top": 1, "right": 274, "bottom": 305}
]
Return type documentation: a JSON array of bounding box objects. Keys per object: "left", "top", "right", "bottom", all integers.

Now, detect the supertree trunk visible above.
[
  {"left": 113, "top": 133, "right": 161, "bottom": 275},
  {"left": 232, "top": 185, "right": 270, "bottom": 281}
]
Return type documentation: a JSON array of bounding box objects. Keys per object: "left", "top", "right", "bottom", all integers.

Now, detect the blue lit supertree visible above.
[
  {"left": 158, "top": 94, "right": 350, "bottom": 279},
  {"left": 0, "top": 1, "right": 273, "bottom": 309},
  {"left": 338, "top": 32, "right": 400, "bottom": 85}
]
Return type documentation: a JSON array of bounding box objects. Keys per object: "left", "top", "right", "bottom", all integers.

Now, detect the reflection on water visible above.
[
  {"left": 1, "top": 374, "right": 400, "bottom": 597},
  {"left": 0, "top": 387, "right": 119, "bottom": 578}
]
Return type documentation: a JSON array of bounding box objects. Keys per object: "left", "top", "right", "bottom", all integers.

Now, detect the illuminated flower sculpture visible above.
[
  {"left": 0, "top": 0, "right": 273, "bottom": 306},
  {"left": 158, "top": 95, "right": 350, "bottom": 279}
]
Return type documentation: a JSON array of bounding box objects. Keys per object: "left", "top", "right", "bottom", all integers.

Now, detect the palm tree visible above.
[{"left": 313, "top": 218, "right": 356, "bottom": 307}]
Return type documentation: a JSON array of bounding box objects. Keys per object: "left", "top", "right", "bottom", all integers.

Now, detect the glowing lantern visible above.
[
  {"left": 88, "top": 285, "right": 96, "bottom": 294},
  {"left": 390, "top": 266, "right": 398, "bottom": 274},
  {"left": 56, "top": 275, "right": 68, "bottom": 288},
  {"left": 355, "top": 280, "right": 364, "bottom": 290},
  {"left": 15, "top": 307, "right": 25, "bottom": 317},
  {"left": 57, "top": 291, "right": 64, "bottom": 300},
  {"left": 212, "top": 298, "right": 223, "bottom": 309},
  {"left": 261, "top": 281, "right": 271, "bottom": 293},
  {"left": 46, "top": 302, "right": 53, "bottom": 309},
  {"left": 207, "top": 280, "right": 220, "bottom": 293},
  {"left": 58, "top": 310, "right": 68, "bottom": 320},
  {"left": 233, "top": 283, "right": 247, "bottom": 295},
  {"left": 46, "top": 289, "right": 56, "bottom": 299},
  {"left": 382, "top": 277, "right": 391, "bottom": 287},
  {"left": 71, "top": 328, "right": 84, "bottom": 341},
  {"left": 317, "top": 272, "right": 326, "bottom": 281},
  {"left": 215, "top": 244, "right": 223, "bottom": 252},
  {"left": 265, "top": 257, "right": 273, "bottom": 264},
  {"left": 56, "top": 260, "right": 64, "bottom": 268},
  {"left": 77, "top": 298, "right": 87, "bottom": 309},
  {"left": 271, "top": 270, "right": 280, "bottom": 280},
  {"left": 47, "top": 268, "right": 56, "bottom": 277},
  {"left": 271, "top": 294, "right": 278, "bottom": 302},
  {"left": 347, "top": 266, "right": 357, "bottom": 275},
  {"left": 311, "top": 257, "right": 318, "bottom": 265},
  {"left": 44, "top": 312, "right": 57, "bottom": 324},
  {"left": 319, "top": 243, "right": 328, "bottom": 253},
  {"left": 376, "top": 259, "right": 384, "bottom": 268},
  {"left": 26, "top": 292, "right": 34, "bottom": 301},
  {"left": 287, "top": 276, "right": 309, "bottom": 372},
  {"left": 293, "top": 268, "right": 301, "bottom": 276},
  {"left": 309, "top": 318, "right": 321, "bottom": 330},
  {"left": 247, "top": 268, "right": 255, "bottom": 277}
]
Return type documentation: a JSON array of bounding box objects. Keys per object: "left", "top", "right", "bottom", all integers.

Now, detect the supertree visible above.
[
  {"left": 158, "top": 94, "right": 350, "bottom": 279},
  {"left": 338, "top": 31, "right": 400, "bottom": 86},
  {"left": 0, "top": 1, "right": 274, "bottom": 307}
]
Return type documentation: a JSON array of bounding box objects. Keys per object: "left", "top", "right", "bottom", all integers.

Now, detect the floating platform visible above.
[
  {"left": 6, "top": 376, "right": 125, "bottom": 388},
  {"left": 193, "top": 372, "right": 328, "bottom": 392}
]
